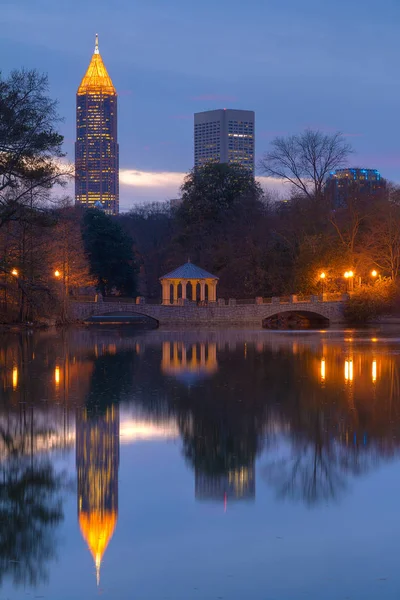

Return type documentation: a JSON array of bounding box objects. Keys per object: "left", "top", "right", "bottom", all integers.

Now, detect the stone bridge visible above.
[{"left": 71, "top": 295, "right": 347, "bottom": 328}]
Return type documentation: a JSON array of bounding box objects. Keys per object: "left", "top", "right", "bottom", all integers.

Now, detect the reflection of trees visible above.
[{"left": 0, "top": 456, "right": 65, "bottom": 587}]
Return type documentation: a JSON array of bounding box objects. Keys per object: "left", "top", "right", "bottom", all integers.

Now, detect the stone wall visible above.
[{"left": 71, "top": 299, "right": 346, "bottom": 327}]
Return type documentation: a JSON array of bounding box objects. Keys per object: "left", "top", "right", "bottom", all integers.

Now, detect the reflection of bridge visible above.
[{"left": 72, "top": 296, "right": 345, "bottom": 327}]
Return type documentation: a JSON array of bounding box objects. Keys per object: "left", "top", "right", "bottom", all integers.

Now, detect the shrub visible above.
[{"left": 344, "top": 280, "right": 396, "bottom": 324}]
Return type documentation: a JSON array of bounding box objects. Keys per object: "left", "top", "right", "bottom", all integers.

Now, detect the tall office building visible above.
[
  {"left": 75, "top": 35, "right": 119, "bottom": 215},
  {"left": 325, "top": 168, "right": 387, "bottom": 209},
  {"left": 194, "top": 109, "right": 255, "bottom": 173}
]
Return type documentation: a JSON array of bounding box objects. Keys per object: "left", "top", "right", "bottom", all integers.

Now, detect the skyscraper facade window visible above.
[
  {"left": 325, "top": 168, "right": 387, "bottom": 209},
  {"left": 194, "top": 109, "right": 255, "bottom": 174},
  {"left": 75, "top": 35, "right": 119, "bottom": 215}
]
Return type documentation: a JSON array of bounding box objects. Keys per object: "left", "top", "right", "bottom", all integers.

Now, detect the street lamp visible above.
[
  {"left": 54, "top": 270, "right": 61, "bottom": 278},
  {"left": 319, "top": 272, "right": 326, "bottom": 295},
  {"left": 11, "top": 269, "right": 18, "bottom": 277},
  {"left": 344, "top": 271, "right": 354, "bottom": 292},
  {"left": 371, "top": 270, "right": 378, "bottom": 278}
]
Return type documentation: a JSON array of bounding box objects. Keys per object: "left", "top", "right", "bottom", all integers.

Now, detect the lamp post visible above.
[
  {"left": 54, "top": 269, "right": 66, "bottom": 321},
  {"left": 319, "top": 272, "right": 326, "bottom": 296},
  {"left": 371, "top": 270, "right": 378, "bottom": 279},
  {"left": 344, "top": 271, "right": 354, "bottom": 292}
]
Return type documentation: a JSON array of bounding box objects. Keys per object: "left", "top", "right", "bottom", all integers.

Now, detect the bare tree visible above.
[{"left": 259, "top": 129, "right": 353, "bottom": 202}]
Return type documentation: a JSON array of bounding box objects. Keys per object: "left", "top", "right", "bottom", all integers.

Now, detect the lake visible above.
[{"left": 1, "top": 326, "right": 400, "bottom": 599}]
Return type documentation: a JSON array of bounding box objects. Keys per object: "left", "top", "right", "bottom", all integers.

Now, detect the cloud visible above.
[
  {"left": 118, "top": 169, "right": 288, "bottom": 210},
  {"left": 55, "top": 166, "right": 289, "bottom": 212}
]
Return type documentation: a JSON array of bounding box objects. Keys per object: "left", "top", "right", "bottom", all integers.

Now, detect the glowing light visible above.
[
  {"left": 320, "top": 272, "right": 326, "bottom": 279},
  {"left": 320, "top": 358, "right": 326, "bottom": 381},
  {"left": 345, "top": 360, "right": 353, "bottom": 382},
  {"left": 55, "top": 366, "right": 60, "bottom": 386},
  {"left": 11, "top": 269, "right": 18, "bottom": 276},
  {"left": 12, "top": 366, "right": 18, "bottom": 390},
  {"left": 371, "top": 270, "right": 378, "bottom": 278},
  {"left": 372, "top": 360, "right": 377, "bottom": 383},
  {"left": 54, "top": 270, "right": 61, "bottom": 278},
  {"left": 77, "top": 36, "right": 116, "bottom": 95}
]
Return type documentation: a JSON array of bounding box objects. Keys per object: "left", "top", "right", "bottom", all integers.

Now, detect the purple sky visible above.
[{"left": 2, "top": 0, "right": 400, "bottom": 210}]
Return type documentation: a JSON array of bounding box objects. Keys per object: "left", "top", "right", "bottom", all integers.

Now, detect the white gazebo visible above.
[{"left": 160, "top": 261, "right": 219, "bottom": 305}]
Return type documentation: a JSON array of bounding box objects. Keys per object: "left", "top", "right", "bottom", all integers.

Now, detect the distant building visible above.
[
  {"left": 325, "top": 168, "right": 387, "bottom": 209},
  {"left": 195, "top": 465, "right": 255, "bottom": 503},
  {"left": 194, "top": 109, "right": 255, "bottom": 173},
  {"left": 75, "top": 35, "right": 119, "bottom": 215}
]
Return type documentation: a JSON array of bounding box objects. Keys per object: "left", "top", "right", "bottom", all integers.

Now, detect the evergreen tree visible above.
[{"left": 82, "top": 209, "right": 138, "bottom": 296}]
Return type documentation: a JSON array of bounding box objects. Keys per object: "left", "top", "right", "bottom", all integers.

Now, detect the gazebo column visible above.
[
  {"left": 162, "top": 281, "right": 170, "bottom": 305},
  {"left": 200, "top": 281, "right": 206, "bottom": 302},
  {"left": 209, "top": 281, "right": 217, "bottom": 302},
  {"left": 173, "top": 282, "right": 178, "bottom": 304},
  {"left": 181, "top": 280, "right": 187, "bottom": 300}
]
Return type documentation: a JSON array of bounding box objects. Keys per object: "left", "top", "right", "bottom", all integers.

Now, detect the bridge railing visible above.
[{"left": 73, "top": 293, "right": 347, "bottom": 307}]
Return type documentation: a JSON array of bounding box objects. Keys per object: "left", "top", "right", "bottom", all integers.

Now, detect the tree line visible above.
[
  {"left": 2, "top": 67, "right": 399, "bottom": 323},
  {"left": 0, "top": 69, "right": 137, "bottom": 323},
  {"left": 119, "top": 133, "right": 400, "bottom": 308}
]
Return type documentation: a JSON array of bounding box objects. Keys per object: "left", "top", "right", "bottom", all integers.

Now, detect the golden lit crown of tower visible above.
[{"left": 77, "top": 34, "right": 116, "bottom": 95}]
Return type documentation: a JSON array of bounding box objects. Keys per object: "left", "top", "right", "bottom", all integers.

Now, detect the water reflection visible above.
[
  {"left": 77, "top": 405, "right": 119, "bottom": 586},
  {"left": 2, "top": 329, "right": 400, "bottom": 592}
]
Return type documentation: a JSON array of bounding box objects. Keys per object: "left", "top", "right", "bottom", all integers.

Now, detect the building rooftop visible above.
[
  {"left": 77, "top": 34, "right": 116, "bottom": 96},
  {"left": 160, "top": 262, "right": 219, "bottom": 281}
]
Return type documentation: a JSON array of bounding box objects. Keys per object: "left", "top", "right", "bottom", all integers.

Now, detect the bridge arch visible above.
[
  {"left": 262, "top": 309, "right": 330, "bottom": 329},
  {"left": 84, "top": 308, "right": 160, "bottom": 327}
]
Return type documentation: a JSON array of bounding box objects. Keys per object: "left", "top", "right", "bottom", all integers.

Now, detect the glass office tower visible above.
[{"left": 75, "top": 35, "right": 119, "bottom": 215}]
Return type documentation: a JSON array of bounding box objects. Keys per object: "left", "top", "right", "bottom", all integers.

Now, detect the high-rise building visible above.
[
  {"left": 325, "top": 168, "right": 387, "bottom": 209},
  {"left": 75, "top": 35, "right": 119, "bottom": 215},
  {"left": 194, "top": 109, "right": 255, "bottom": 173}
]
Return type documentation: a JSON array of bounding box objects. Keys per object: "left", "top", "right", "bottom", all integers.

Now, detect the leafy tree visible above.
[
  {"left": 0, "top": 69, "right": 66, "bottom": 227},
  {"left": 178, "top": 162, "right": 264, "bottom": 225},
  {"left": 82, "top": 209, "right": 138, "bottom": 296}
]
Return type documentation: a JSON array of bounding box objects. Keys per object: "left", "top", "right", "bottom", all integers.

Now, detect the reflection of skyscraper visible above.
[
  {"left": 76, "top": 405, "right": 119, "bottom": 585},
  {"left": 75, "top": 35, "right": 119, "bottom": 215},
  {"left": 195, "top": 465, "right": 255, "bottom": 503}
]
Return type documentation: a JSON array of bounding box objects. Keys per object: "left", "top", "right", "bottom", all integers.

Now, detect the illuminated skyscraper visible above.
[
  {"left": 325, "top": 168, "right": 387, "bottom": 209},
  {"left": 75, "top": 35, "right": 119, "bottom": 215},
  {"left": 194, "top": 109, "right": 255, "bottom": 173}
]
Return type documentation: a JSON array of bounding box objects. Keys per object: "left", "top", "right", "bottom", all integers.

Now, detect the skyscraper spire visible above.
[{"left": 94, "top": 33, "right": 99, "bottom": 54}]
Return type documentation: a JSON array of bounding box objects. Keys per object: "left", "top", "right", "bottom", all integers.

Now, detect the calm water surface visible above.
[{"left": 1, "top": 326, "right": 400, "bottom": 599}]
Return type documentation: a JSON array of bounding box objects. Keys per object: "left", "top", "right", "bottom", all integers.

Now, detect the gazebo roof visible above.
[{"left": 160, "top": 262, "right": 219, "bottom": 281}]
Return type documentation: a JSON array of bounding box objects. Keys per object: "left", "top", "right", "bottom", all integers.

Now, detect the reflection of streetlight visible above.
[
  {"left": 372, "top": 360, "right": 377, "bottom": 384},
  {"left": 320, "top": 358, "right": 326, "bottom": 382},
  {"left": 11, "top": 269, "right": 18, "bottom": 277},
  {"left": 345, "top": 359, "right": 353, "bottom": 382},
  {"left": 12, "top": 366, "right": 18, "bottom": 390},
  {"left": 55, "top": 365, "right": 60, "bottom": 386}
]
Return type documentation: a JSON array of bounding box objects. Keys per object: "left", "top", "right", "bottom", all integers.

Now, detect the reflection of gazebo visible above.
[{"left": 160, "top": 261, "right": 219, "bottom": 305}]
